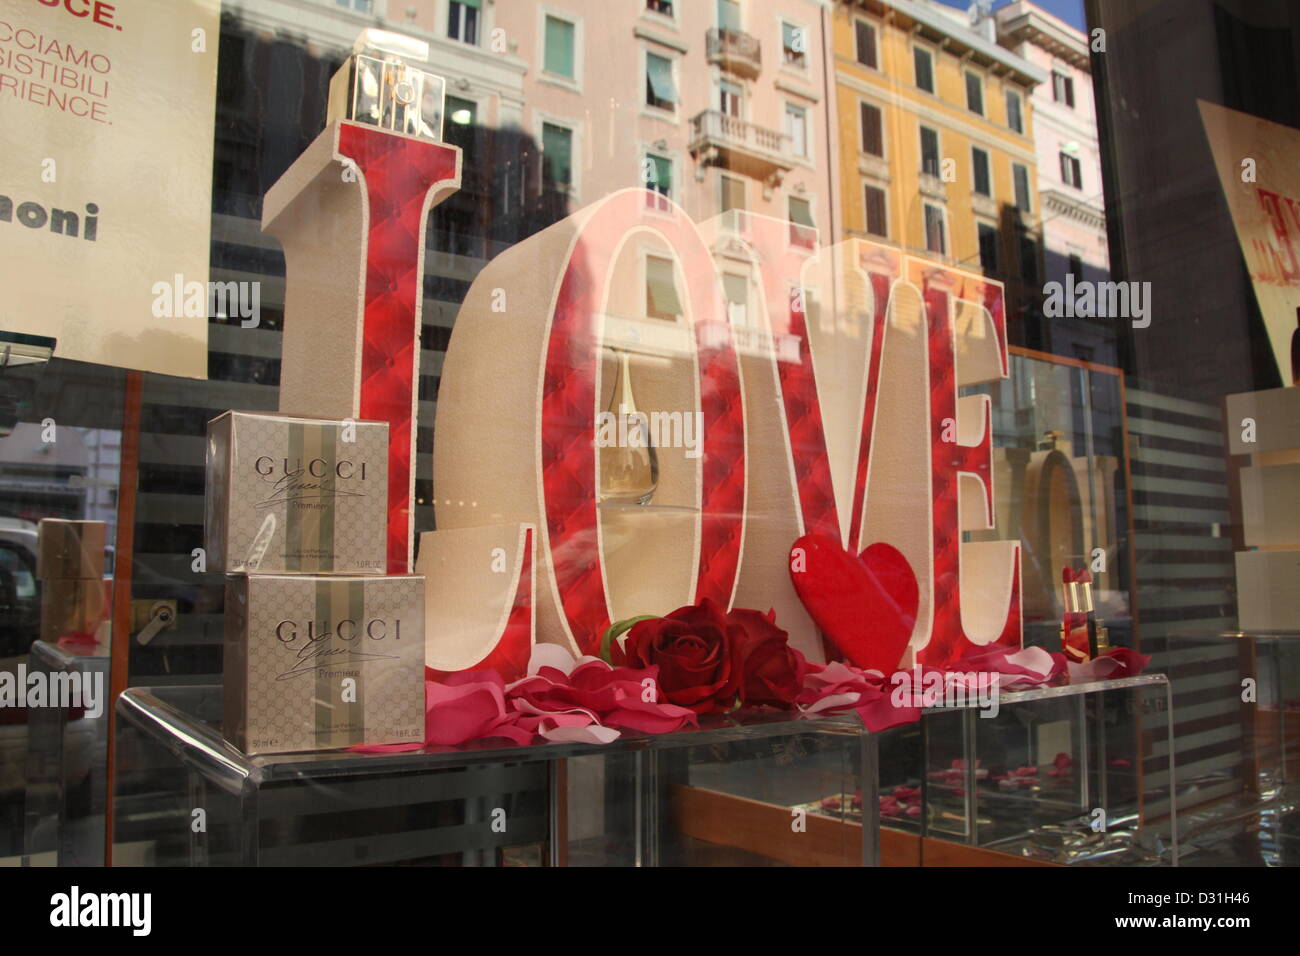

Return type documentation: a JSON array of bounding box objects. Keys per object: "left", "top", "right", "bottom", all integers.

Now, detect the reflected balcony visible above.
[
  {"left": 689, "top": 110, "right": 794, "bottom": 195},
  {"left": 706, "top": 28, "right": 761, "bottom": 80}
]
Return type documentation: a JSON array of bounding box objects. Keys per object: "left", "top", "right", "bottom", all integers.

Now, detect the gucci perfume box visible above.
[
  {"left": 223, "top": 573, "right": 425, "bottom": 755},
  {"left": 206, "top": 411, "right": 388, "bottom": 574}
]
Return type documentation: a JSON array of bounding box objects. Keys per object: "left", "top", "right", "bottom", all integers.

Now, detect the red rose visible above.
[
  {"left": 729, "top": 608, "right": 803, "bottom": 707},
  {"left": 612, "top": 597, "right": 739, "bottom": 714}
]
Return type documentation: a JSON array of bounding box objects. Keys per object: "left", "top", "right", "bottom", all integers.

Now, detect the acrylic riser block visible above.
[
  {"left": 22, "top": 639, "right": 111, "bottom": 866},
  {"left": 1155, "top": 630, "right": 1300, "bottom": 866},
  {"left": 877, "top": 675, "right": 1177, "bottom": 865}
]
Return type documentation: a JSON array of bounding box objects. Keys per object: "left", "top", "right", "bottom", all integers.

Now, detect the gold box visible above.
[
  {"left": 39, "top": 577, "right": 107, "bottom": 644},
  {"left": 36, "top": 519, "right": 106, "bottom": 580}
]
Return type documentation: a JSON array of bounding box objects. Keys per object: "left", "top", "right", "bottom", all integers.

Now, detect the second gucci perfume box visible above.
[{"left": 223, "top": 573, "right": 426, "bottom": 755}]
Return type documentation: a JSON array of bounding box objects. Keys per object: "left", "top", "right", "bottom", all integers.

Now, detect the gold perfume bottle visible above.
[
  {"left": 599, "top": 349, "right": 659, "bottom": 506},
  {"left": 327, "top": 29, "right": 446, "bottom": 141}
]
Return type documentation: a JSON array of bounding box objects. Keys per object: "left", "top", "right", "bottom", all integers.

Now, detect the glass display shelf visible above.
[
  {"left": 112, "top": 685, "right": 876, "bottom": 867},
  {"left": 1154, "top": 630, "right": 1300, "bottom": 867},
  {"left": 21, "top": 639, "right": 111, "bottom": 867},
  {"left": 878, "top": 675, "right": 1177, "bottom": 866}
]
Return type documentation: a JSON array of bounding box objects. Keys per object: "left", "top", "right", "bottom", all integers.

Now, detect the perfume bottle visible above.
[
  {"left": 327, "top": 28, "right": 446, "bottom": 141},
  {"left": 599, "top": 350, "right": 659, "bottom": 506},
  {"left": 1060, "top": 566, "right": 1110, "bottom": 662}
]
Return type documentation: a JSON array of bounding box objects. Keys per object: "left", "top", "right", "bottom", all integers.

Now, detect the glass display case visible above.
[
  {"left": 879, "top": 675, "right": 1176, "bottom": 865},
  {"left": 0, "top": 0, "right": 1297, "bottom": 880},
  {"left": 22, "top": 640, "right": 110, "bottom": 866},
  {"left": 112, "top": 686, "right": 875, "bottom": 867},
  {"left": 1155, "top": 630, "right": 1300, "bottom": 866}
]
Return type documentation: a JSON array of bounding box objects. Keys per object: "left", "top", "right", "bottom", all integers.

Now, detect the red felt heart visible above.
[{"left": 789, "top": 533, "right": 919, "bottom": 673}]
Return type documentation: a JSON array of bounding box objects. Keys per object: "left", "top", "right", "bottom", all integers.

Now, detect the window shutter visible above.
[{"left": 544, "top": 17, "right": 575, "bottom": 78}]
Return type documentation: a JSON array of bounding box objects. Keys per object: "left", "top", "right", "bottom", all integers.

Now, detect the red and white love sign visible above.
[{"left": 426, "top": 189, "right": 1021, "bottom": 676}]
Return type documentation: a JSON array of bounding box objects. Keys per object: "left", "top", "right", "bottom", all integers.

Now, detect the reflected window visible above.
[
  {"left": 723, "top": 273, "right": 748, "bottom": 327},
  {"left": 785, "top": 103, "right": 808, "bottom": 157},
  {"left": 541, "top": 122, "right": 573, "bottom": 189},
  {"left": 789, "top": 195, "right": 815, "bottom": 248},
  {"left": 966, "top": 71, "right": 984, "bottom": 116},
  {"left": 1013, "top": 162, "right": 1032, "bottom": 210},
  {"left": 544, "top": 15, "right": 576, "bottom": 80},
  {"left": 782, "top": 22, "right": 806, "bottom": 69},
  {"left": 720, "top": 79, "right": 743, "bottom": 117},
  {"left": 978, "top": 221, "right": 999, "bottom": 274},
  {"left": 914, "top": 46, "right": 934, "bottom": 93},
  {"left": 924, "top": 202, "right": 946, "bottom": 255},
  {"left": 1053, "top": 71, "right": 1075, "bottom": 108},
  {"left": 720, "top": 173, "right": 745, "bottom": 213},
  {"left": 646, "top": 255, "right": 682, "bottom": 320},
  {"left": 864, "top": 185, "right": 887, "bottom": 237},
  {"left": 448, "top": 0, "right": 480, "bottom": 45},
  {"left": 645, "top": 152, "right": 672, "bottom": 210},
  {"left": 1006, "top": 89, "right": 1024, "bottom": 133},
  {"left": 718, "top": 0, "right": 741, "bottom": 33},
  {"left": 855, "top": 20, "right": 878, "bottom": 69},
  {"left": 860, "top": 101, "right": 883, "bottom": 156},
  {"left": 972, "top": 146, "right": 991, "bottom": 196},
  {"left": 646, "top": 52, "right": 677, "bottom": 112},
  {"left": 1061, "top": 151, "right": 1083, "bottom": 189},
  {"left": 920, "top": 125, "right": 940, "bottom": 177}
]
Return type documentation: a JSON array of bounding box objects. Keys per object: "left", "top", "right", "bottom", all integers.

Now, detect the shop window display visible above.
[{"left": 0, "top": 0, "right": 1295, "bottom": 888}]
